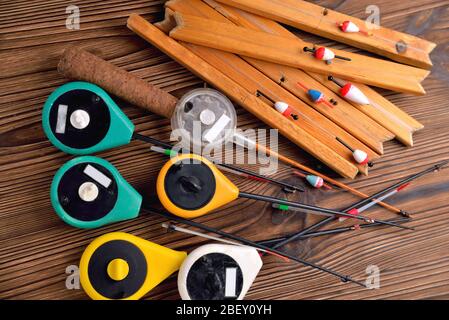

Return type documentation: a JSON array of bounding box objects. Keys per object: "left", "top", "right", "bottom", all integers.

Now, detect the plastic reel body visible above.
[
  {"left": 171, "top": 88, "right": 237, "bottom": 150},
  {"left": 80, "top": 232, "right": 187, "bottom": 300},
  {"left": 51, "top": 156, "right": 142, "bottom": 229},
  {"left": 42, "top": 81, "right": 134, "bottom": 155},
  {"left": 177, "top": 244, "right": 262, "bottom": 300},
  {"left": 156, "top": 153, "right": 239, "bottom": 219}
]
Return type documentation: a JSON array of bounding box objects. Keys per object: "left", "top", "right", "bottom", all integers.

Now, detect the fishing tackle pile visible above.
[{"left": 37, "top": 0, "right": 441, "bottom": 301}]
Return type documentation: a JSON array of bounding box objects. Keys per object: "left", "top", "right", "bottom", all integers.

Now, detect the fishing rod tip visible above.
[
  {"left": 161, "top": 222, "right": 175, "bottom": 232},
  {"left": 400, "top": 210, "right": 411, "bottom": 217},
  {"left": 341, "top": 276, "right": 367, "bottom": 288},
  {"left": 435, "top": 160, "right": 449, "bottom": 170}
]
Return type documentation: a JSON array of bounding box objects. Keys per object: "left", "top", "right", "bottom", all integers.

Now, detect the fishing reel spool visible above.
[
  {"left": 156, "top": 153, "right": 239, "bottom": 219},
  {"left": 50, "top": 156, "right": 142, "bottom": 229},
  {"left": 171, "top": 88, "right": 238, "bottom": 150},
  {"left": 42, "top": 82, "right": 134, "bottom": 155},
  {"left": 177, "top": 244, "right": 262, "bottom": 300},
  {"left": 80, "top": 232, "right": 186, "bottom": 300}
]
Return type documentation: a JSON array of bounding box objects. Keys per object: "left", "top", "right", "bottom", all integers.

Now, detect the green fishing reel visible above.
[
  {"left": 50, "top": 156, "right": 142, "bottom": 229},
  {"left": 42, "top": 82, "right": 134, "bottom": 155}
]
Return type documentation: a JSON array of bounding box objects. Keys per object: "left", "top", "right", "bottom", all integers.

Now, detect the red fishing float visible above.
[
  {"left": 303, "top": 47, "right": 351, "bottom": 64},
  {"left": 256, "top": 90, "right": 299, "bottom": 120},
  {"left": 338, "top": 21, "right": 370, "bottom": 36},
  {"left": 274, "top": 101, "right": 299, "bottom": 120}
]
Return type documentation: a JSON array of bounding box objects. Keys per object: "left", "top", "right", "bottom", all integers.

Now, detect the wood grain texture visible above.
[{"left": 1, "top": 0, "right": 449, "bottom": 300}]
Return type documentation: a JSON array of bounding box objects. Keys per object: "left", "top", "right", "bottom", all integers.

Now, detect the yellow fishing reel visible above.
[
  {"left": 156, "top": 153, "right": 239, "bottom": 219},
  {"left": 79, "top": 232, "right": 186, "bottom": 300}
]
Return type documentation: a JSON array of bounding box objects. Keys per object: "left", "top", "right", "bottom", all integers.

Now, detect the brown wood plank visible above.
[{"left": 0, "top": 0, "right": 449, "bottom": 300}]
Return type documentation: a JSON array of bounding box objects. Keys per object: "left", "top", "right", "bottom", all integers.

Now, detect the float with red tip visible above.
[
  {"left": 256, "top": 90, "right": 299, "bottom": 120},
  {"left": 338, "top": 21, "right": 370, "bottom": 36},
  {"left": 303, "top": 46, "right": 351, "bottom": 64},
  {"left": 328, "top": 76, "right": 370, "bottom": 105},
  {"left": 292, "top": 170, "right": 330, "bottom": 189}
]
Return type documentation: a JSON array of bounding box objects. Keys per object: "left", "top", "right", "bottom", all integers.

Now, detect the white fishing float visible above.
[
  {"left": 340, "top": 83, "right": 371, "bottom": 105},
  {"left": 336, "top": 137, "right": 371, "bottom": 166},
  {"left": 328, "top": 75, "right": 370, "bottom": 105},
  {"left": 256, "top": 90, "right": 299, "bottom": 120}
]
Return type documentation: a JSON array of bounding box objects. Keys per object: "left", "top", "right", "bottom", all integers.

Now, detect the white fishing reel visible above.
[{"left": 177, "top": 244, "right": 263, "bottom": 300}]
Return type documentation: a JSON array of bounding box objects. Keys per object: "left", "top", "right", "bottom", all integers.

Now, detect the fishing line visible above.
[
  {"left": 266, "top": 160, "right": 448, "bottom": 250},
  {"left": 156, "top": 153, "right": 407, "bottom": 229}
]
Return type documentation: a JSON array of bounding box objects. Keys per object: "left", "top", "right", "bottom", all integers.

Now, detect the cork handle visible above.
[{"left": 58, "top": 46, "right": 178, "bottom": 119}]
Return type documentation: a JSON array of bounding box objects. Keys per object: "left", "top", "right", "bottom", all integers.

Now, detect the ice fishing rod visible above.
[
  {"left": 258, "top": 217, "right": 411, "bottom": 247},
  {"left": 42, "top": 81, "right": 303, "bottom": 193},
  {"left": 272, "top": 182, "right": 410, "bottom": 221},
  {"left": 344, "top": 159, "right": 449, "bottom": 211},
  {"left": 49, "top": 155, "right": 366, "bottom": 286},
  {"left": 135, "top": 133, "right": 303, "bottom": 193},
  {"left": 156, "top": 153, "right": 409, "bottom": 230},
  {"left": 267, "top": 180, "right": 415, "bottom": 251},
  {"left": 266, "top": 159, "right": 449, "bottom": 251},
  {"left": 337, "top": 183, "right": 410, "bottom": 222},
  {"left": 162, "top": 222, "right": 287, "bottom": 260},
  {"left": 57, "top": 47, "right": 402, "bottom": 215},
  {"left": 142, "top": 205, "right": 367, "bottom": 287}
]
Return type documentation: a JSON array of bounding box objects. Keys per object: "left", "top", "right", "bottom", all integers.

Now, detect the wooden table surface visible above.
[{"left": 1, "top": 0, "right": 449, "bottom": 300}]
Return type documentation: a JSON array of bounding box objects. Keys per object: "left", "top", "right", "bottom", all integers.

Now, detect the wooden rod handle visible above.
[{"left": 57, "top": 46, "right": 178, "bottom": 119}]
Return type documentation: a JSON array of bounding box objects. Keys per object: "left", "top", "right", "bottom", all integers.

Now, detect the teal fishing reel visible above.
[
  {"left": 42, "top": 82, "right": 134, "bottom": 155},
  {"left": 50, "top": 156, "right": 142, "bottom": 229}
]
